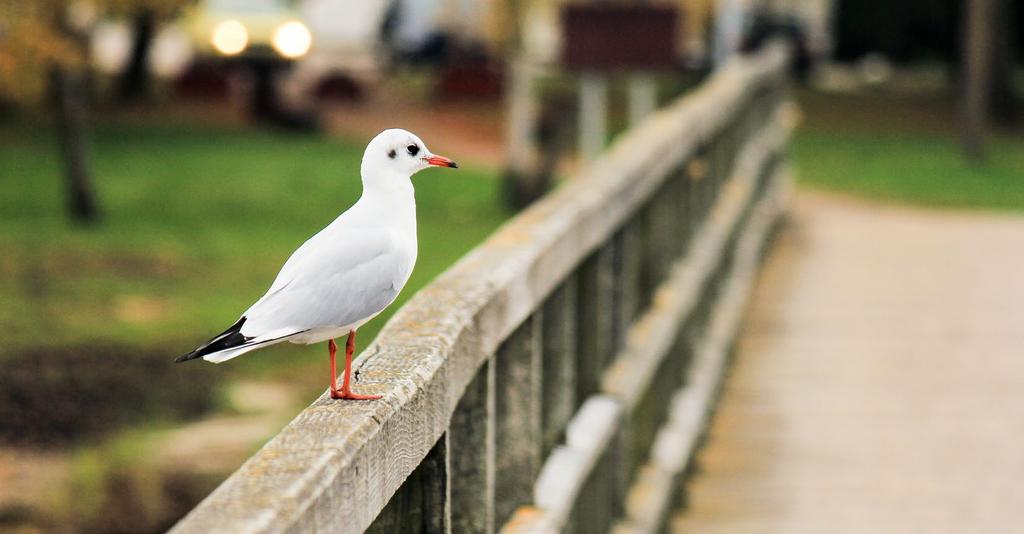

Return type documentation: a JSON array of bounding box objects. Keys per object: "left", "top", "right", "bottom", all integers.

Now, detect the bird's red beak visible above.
[{"left": 424, "top": 154, "right": 458, "bottom": 168}]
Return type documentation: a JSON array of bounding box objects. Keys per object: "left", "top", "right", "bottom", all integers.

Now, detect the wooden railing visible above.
[{"left": 171, "top": 43, "right": 792, "bottom": 534}]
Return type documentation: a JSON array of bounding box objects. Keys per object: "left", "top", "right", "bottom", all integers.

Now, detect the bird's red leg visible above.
[
  {"left": 332, "top": 330, "right": 381, "bottom": 400},
  {"left": 328, "top": 339, "right": 343, "bottom": 399}
]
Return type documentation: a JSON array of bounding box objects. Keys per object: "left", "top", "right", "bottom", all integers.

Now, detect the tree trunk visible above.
[
  {"left": 502, "top": 94, "right": 573, "bottom": 209},
  {"left": 117, "top": 9, "right": 156, "bottom": 103},
  {"left": 960, "top": 0, "right": 995, "bottom": 162},
  {"left": 989, "top": 0, "right": 1018, "bottom": 124},
  {"left": 502, "top": 55, "right": 542, "bottom": 210},
  {"left": 53, "top": 66, "right": 99, "bottom": 222}
]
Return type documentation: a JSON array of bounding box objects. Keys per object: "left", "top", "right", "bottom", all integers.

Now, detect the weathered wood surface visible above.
[
  {"left": 614, "top": 167, "right": 791, "bottom": 534},
  {"left": 500, "top": 145, "right": 792, "bottom": 534},
  {"left": 449, "top": 360, "right": 495, "bottom": 533},
  {"left": 600, "top": 107, "right": 787, "bottom": 414},
  {"left": 170, "top": 43, "right": 790, "bottom": 534}
]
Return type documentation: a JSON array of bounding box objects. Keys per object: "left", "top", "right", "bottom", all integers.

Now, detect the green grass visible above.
[
  {"left": 0, "top": 119, "right": 509, "bottom": 381},
  {"left": 792, "top": 91, "right": 1024, "bottom": 211}
]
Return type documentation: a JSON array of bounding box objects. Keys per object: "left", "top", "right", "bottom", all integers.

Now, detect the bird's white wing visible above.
[{"left": 239, "top": 222, "right": 414, "bottom": 338}]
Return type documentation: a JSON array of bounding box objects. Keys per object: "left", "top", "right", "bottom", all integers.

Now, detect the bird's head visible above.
[{"left": 361, "top": 129, "right": 457, "bottom": 185}]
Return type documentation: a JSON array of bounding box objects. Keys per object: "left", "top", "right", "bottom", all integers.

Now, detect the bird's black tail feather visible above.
[{"left": 175, "top": 317, "right": 252, "bottom": 363}]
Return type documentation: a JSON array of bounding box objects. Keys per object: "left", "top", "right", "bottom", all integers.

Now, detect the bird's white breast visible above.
[{"left": 238, "top": 185, "right": 419, "bottom": 343}]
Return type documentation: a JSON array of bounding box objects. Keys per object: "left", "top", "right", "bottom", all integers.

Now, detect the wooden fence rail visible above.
[{"left": 171, "top": 42, "right": 792, "bottom": 534}]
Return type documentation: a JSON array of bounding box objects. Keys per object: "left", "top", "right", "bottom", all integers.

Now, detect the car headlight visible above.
[
  {"left": 272, "top": 21, "right": 311, "bottom": 59},
  {"left": 211, "top": 20, "right": 248, "bottom": 55}
]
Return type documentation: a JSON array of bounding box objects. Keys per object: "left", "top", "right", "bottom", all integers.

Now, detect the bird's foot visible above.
[{"left": 330, "top": 388, "right": 382, "bottom": 401}]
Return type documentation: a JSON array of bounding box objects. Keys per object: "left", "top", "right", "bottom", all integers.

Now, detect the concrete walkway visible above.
[{"left": 672, "top": 192, "right": 1024, "bottom": 533}]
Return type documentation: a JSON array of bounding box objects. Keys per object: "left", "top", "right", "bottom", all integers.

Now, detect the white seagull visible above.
[{"left": 176, "top": 129, "right": 457, "bottom": 400}]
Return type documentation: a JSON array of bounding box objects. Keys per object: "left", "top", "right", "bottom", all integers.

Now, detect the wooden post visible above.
[
  {"left": 578, "top": 73, "right": 608, "bottom": 162},
  {"left": 568, "top": 421, "right": 624, "bottom": 533},
  {"left": 691, "top": 148, "right": 712, "bottom": 225},
  {"left": 576, "top": 244, "right": 616, "bottom": 406},
  {"left": 625, "top": 341, "right": 685, "bottom": 486},
  {"left": 541, "top": 279, "right": 578, "bottom": 457},
  {"left": 366, "top": 437, "right": 448, "bottom": 534},
  {"left": 675, "top": 164, "right": 693, "bottom": 255},
  {"left": 648, "top": 183, "right": 676, "bottom": 286},
  {"left": 449, "top": 361, "right": 496, "bottom": 534},
  {"left": 716, "top": 129, "right": 730, "bottom": 205},
  {"left": 614, "top": 223, "right": 643, "bottom": 351},
  {"left": 667, "top": 170, "right": 689, "bottom": 261},
  {"left": 494, "top": 315, "right": 543, "bottom": 527}
]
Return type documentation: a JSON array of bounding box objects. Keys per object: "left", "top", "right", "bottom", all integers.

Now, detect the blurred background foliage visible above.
[
  {"left": 0, "top": 2, "right": 81, "bottom": 104},
  {"left": 0, "top": 0, "right": 193, "bottom": 103}
]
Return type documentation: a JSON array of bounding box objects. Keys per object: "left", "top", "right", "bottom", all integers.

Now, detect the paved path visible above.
[{"left": 672, "top": 192, "right": 1024, "bottom": 533}]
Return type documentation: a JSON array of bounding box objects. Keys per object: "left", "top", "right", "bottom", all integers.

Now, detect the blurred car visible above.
[{"left": 185, "top": 0, "right": 313, "bottom": 65}]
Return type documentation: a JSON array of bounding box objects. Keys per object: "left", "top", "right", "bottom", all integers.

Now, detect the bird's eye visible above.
[
  {"left": 407, "top": 144, "right": 420, "bottom": 156},
  {"left": 387, "top": 149, "right": 397, "bottom": 159}
]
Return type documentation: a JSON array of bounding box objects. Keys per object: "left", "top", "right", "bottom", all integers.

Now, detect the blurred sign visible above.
[{"left": 562, "top": 5, "right": 678, "bottom": 71}]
